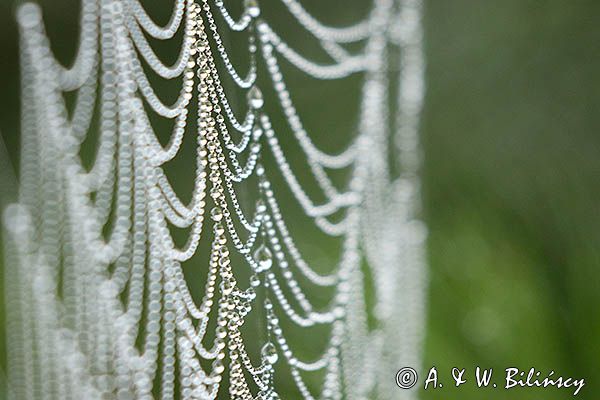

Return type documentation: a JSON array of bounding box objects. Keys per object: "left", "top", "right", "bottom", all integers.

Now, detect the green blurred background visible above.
[{"left": 0, "top": 0, "right": 599, "bottom": 399}]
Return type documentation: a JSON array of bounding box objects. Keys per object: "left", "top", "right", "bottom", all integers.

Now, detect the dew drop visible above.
[
  {"left": 264, "top": 298, "right": 273, "bottom": 311},
  {"left": 250, "top": 274, "right": 261, "bottom": 287},
  {"left": 245, "top": 0, "right": 260, "bottom": 18},
  {"left": 253, "top": 244, "right": 273, "bottom": 270},
  {"left": 211, "top": 206, "right": 223, "bottom": 222},
  {"left": 261, "top": 342, "right": 278, "bottom": 364},
  {"left": 214, "top": 222, "right": 225, "bottom": 236},
  {"left": 213, "top": 360, "right": 225, "bottom": 374},
  {"left": 247, "top": 85, "right": 264, "bottom": 109},
  {"left": 256, "top": 198, "right": 267, "bottom": 214}
]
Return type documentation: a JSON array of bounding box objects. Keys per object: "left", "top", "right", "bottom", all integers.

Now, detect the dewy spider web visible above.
[{"left": 2, "top": 0, "right": 426, "bottom": 398}]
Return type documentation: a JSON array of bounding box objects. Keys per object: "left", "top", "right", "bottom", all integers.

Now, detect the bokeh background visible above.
[{"left": 0, "top": 0, "right": 599, "bottom": 399}]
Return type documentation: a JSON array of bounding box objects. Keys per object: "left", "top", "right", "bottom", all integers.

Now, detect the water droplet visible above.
[
  {"left": 222, "top": 282, "right": 233, "bottom": 296},
  {"left": 252, "top": 127, "right": 263, "bottom": 140},
  {"left": 219, "top": 256, "right": 230, "bottom": 267},
  {"left": 211, "top": 206, "right": 223, "bottom": 222},
  {"left": 244, "top": 0, "right": 260, "bottom": 18},
  {"left": 194, "top": 39, "right": 207, "bottom": 53},
  {"left": 219, "top": 246, "right": 229, "bottom": 257},
  {"left": 214, "top": 222, "right": 225, "bottom": 236},
  {"left": 210, "top": 187, "right": 221, "bottom": 199},
  {"left": 213, "top": 360, "right": 225, "bottom": 374},
  {"left": 247, "top": 86, "right": 264, "bottom": 109},
  {"left": 256, "top": 198, "right": 267, "bottom": 214},
  {"left": 264, "top": 298, "right": 273, "bottom": 311},
  {"left": 254, "top": 244, "right": 273, "bottom": 270},
  {"left": 261, "top": 342, "right": 278, "bottom": 364},
  {"left": 250, "top": 274, "right": 261, "bottom": 287}
]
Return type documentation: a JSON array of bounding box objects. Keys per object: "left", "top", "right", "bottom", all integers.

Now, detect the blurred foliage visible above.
[
  {"left": 0, "top": 0, "right": 599, "bottom": 399},
  {"left": 422, "top": 1, "right": 600, "bottom": 398}
]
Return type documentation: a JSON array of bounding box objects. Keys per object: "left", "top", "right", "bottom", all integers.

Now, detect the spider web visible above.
[{"left": 3, "top": 0, "right": 426, "bottom": 399}]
